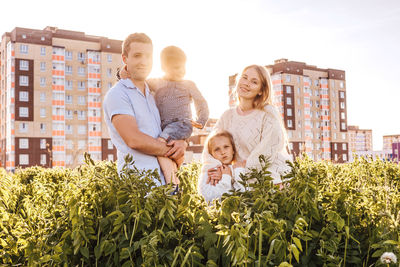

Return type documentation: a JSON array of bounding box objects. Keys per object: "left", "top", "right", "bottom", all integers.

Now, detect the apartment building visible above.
[
  {"left": 229, "top": 59, "right": 349, "bottom": 163},
  {"left": 348, "top": 125, "right": 373, "bottom": 152},
  {"left": 0, "top": 27, "right": 121, "bottom": 171},
  {"left": 383, "top": 134, "right": 400, "bottom": 151}
]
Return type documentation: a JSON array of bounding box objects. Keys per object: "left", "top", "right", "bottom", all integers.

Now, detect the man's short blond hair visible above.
[{"left": 122, "top": 33, "right": 152, "bottom": 56}]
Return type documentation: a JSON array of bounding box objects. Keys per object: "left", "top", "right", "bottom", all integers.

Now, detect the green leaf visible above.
[
  {"left": 80, "top": 247, "right": 89, "bottom": 259},
  {"left": 290, "top": 244, "right": 300, "bottom": 263},
  {"left": 293, "top": 237, "right": 302, "bottom": 252}
]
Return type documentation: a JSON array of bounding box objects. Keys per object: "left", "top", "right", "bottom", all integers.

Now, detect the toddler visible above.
[
  {"left": 198, "top": 131, "right": 245, "bottom": 203},
  {"left": 119, "top": 46, "right": 209, "bottom": 186}
]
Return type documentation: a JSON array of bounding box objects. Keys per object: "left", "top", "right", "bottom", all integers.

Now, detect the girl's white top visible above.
[{"left": 202, "top": 105, "right": 292, "bottom": 185}]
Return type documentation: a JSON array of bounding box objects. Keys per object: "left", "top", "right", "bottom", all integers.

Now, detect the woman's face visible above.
[
  {"left": 210, "top": 136, "right": 234, "bottom": 165},
  {"left": 236, "top": 67, "right": 262, "bottom": 101}
]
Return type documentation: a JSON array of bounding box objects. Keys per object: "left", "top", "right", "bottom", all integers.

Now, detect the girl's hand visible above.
[
  {"left": 221, "top": 165, "right": 232, "bottom": 176},
  {"left": 119, "top": 65, "right": 130, "bottom": 79},
  {"left": 233, "top": 160, "right": 246, "bottom": 169},
  {"left": 207, "top": 166, "right": 222, "bottom": 185}
]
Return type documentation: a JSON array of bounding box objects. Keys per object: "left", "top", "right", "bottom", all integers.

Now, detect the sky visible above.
[{"left": 1, "top": 0, "right": 399, "bottom": 150}]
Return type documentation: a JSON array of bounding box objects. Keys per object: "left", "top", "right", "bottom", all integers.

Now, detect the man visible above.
[{"left": 103, "top": 33, "right": 186, "bottom": 185}]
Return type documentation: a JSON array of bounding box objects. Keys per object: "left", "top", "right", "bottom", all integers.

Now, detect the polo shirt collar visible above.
[{"left": 120, "top": 78, "right": 150, "bottom": 96}]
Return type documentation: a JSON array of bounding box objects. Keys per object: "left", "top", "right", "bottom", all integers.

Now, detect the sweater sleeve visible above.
[
  {"left": 245, "top": 105, "right": 292, "bottom": 184},
  {"left": 187, "top": 81, "right": 209, "bottom": 128}
]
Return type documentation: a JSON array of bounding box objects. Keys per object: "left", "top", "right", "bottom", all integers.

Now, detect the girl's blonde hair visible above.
[
  {"left": 237, "top": 65, "right": 273, "bottom": 109},
  {"left": 207, "top": 131, "right": 237, "bottom": 162}
]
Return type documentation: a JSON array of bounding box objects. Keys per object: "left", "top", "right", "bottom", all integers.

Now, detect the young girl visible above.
[
  {"left": 119, "top": 46, "right": 209, "bottom": 187},
  {"left": 198, "top": 131, "right": 246, "bottom": 203}
]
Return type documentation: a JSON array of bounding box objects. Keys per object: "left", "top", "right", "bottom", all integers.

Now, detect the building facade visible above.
[
  {"left": 348, "top": 125, "right": 373, "bottom": 152},
  {"left": 229, "top": 59, "right": 349, "bottom": 163},
  {"left": 0, "top": 27, "right": 121, "bottom": 171},
  {"left": 383, "top": 135, "right": 400, "bottom": 151}
]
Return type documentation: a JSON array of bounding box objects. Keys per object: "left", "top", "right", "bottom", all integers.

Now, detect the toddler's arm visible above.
[{"left": 187, "top": 81, "right": 209, "bottom": 128}]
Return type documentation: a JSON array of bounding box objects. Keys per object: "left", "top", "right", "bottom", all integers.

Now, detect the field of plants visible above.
[{"left": 0, "top": 154, "right": 399, "bottom": 266}]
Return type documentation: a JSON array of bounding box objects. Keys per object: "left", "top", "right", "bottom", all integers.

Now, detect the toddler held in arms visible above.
[
  {"left": 198, "top": 131, "right": 245, "bottom": 203},
  {"left": 119, "top": 46, "right": 209, "bottom": 187}
]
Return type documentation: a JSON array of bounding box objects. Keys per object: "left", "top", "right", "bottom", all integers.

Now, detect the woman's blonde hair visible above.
[
  {"left": 207, "top": 131, "right": 237, "bottom": 162},
  {"left": 237, "top": 65, "right": 273, "bottom": 109}
]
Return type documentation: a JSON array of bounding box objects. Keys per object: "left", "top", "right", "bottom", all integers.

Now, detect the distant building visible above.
[
  {"left": 392, "top": 142, "right": 400, "bottom": 162},
  {"left": 0, "top": 26, "right": 122, "bottom": 171},
  {"left": 230, "top": 59, "right": 349, "bottom": 163},
  {"left": 348, "top": 125, "right": 373, "bottom": 152},
  {"left": 349, "top": 150, "right": 392, "bottom": 162},
  {"left": 383, "top": 135, "right": 400, "bottom": 151},
  {"left": 184, "top": 118, "right": 218, "bottom": 163}
]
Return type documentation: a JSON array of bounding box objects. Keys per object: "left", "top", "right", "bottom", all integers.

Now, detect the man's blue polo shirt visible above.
[{"left": 103, "top": 78, "right": 165, "bottom": 185}]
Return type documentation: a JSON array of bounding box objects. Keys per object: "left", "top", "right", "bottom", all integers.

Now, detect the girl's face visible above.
[
  {"left": 236, "top": 67, "right": 262, "bottom": 101},
  {"left": 209, "top": 136, "right": 234, "bottom": 165}
]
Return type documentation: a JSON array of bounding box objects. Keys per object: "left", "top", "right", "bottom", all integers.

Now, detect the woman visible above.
[{"left": 198, "top": 65, "right": 291, "bottom": 201}]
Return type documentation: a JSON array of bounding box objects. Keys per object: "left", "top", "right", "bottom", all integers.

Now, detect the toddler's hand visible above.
[
  {"left": 119, "top": 65, "right": 130, "bottom": 79},
  {"left": 191, "top": 120, "right": 203, "bottom": 129}
]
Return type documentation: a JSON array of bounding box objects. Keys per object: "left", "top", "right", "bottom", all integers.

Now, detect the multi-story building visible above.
[
  {"left": 229, "top": 59, "right": 349, "bottom": 163},
  {"left": 392, "top": 142, "right": 400, "bottom": 162},
  {"left": 348, "top": 125, "right": 373, "bottom": 152},
  {"left": 0, "top": 27, "right": 121, "bottom": 171},
  {"left": 383, "top": 135, "right": 400, "bottom": 151}
]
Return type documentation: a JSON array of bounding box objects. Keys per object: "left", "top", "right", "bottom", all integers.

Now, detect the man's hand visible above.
[
  {"left": 165, "top": 140, "right": 187, "bottom": 160},
  {"left": 207, "top": 166, "right": 222, "bottom": 185},
  {"left": 221, "top": 165, "right": 232, "bottom": 176}
]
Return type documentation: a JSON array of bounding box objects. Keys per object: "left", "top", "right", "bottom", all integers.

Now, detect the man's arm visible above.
[{"left": 112, "top": 114, "right": 186, "bottom": 159}]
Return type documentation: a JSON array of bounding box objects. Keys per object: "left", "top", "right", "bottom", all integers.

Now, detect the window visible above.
[
  {"left": 19, "top": 154, "right": 29, "bottom": 165},
  {"left": 19, "top": 138, "right": 29, "bottom": 149},
  {"left": 78, "top": 81, "right": 86, "bottom": 90},
  {"left": 343, "top": 153, "right": 347, "bottom": 161},
  {"left": 108, "top": 154, "right": 114, "bottom": 161},
  {"left": 19, "top": 91, "right": 29, "bottom": 102},
  {"left": 65, "top": 51, "right": 72, "bottom": 60},
  {"left": 65, "top": 65, "right": 72, "bottom": 75},
  {"left": 342, "top": 143, "right": 347, "bottom": 150},
  {"left": 314, "top": 79, "right": 319, "bottom": 86},
  {"left": 340, "top": 81, "right": 344, "bottom": 88},
  {"left": 40, "top": 47, "right": 46, "bottom": 56},
  {"left": 286, "top": 86, "right": 291, "bottom": 93},
  {"left": 66, "top": 80, "right": 73, "bottom": 90},
  {"left": 78, "top": 125, "right": 86, "bottom": 134},
  {"left": 40, "top": 139, "right": 47, "bottom": 149},
  {"left": 78, "top": 52, "right": 85, "bottom": 61},
  {"left": 19, "top": 76, "right": 29, "bottom": 86},
  {"left": 20, "top": 60, "right": 29, "bottom": 71},
  {"left": 340, "top": 102, "right": 345, "bottom": 109},
  {"left": 38, "top": 92, "right": 45, "bottom": 102},
  {"left": 66, "top": 125, "right": 73, "bottom": 134},
  {"left": 340, "top": 91, "right": 345, "bottom": 98},
  {"left": 40, "top": 77, "right": 46, "bottom": 87},
  {"left": 19, "top": 123, "right": 28, "bottom": 133},
  {"left": 39, "top": 62, "right": 45, "bottom": 71},
  {"left": 78, "top": 96, "right": 86, "bottom": 105},
  {"left": 287, "top": 108, "right": 292, "bottom": 116},
  {"left": 40, "top": 123, "right": 46, "bottom": 133},
  {"left": 297, "top": 98, "right": 300, "bottom": 105},
  {"left": 107, "top": 68, "right": 112, "bottom": 77},
  {"left": 286, "top": 97, "right": 292, "bottom": 105},
  {"left": 334, "top": 143, "right": 338, "bottom": 150},
  {"left": 287, "top": 119, "right": 293, "bottom": 127},
  {"left": 108, "top": 140, "right": 114, "bottom": 149},
  {"left": 341, "top": 122, "right": 346, "bottom": 130},
  {"left": 342, "top": 133, "right": 346, "bottom": 140},
  {"left": 66, "top": 110, "right": 73, "bottom": 119},
  {"left": 40, "top": 108, "right": 46, "bottom": 118},
  {"left": 341, "top": 112, "right": 345, "bottom": 120},
  {"left": 66, "top": 140, "right": 73, "bottom": 149},
  {"left": 40, "top": 154, "right": 47, "bottom": 165},
  {"left": 78, "top": 67, "right": 86, "bottom": 76},
  {"left": 285, "top": 75, "right": 291, "bottom": 82},
  {"left": 20, "top": 44, "right": 28, "bottom": 54},
  {"left": 66, "top": 95, "right": 73, "bottom": 104},
  {"left": 107, "top": 54, "right": 112, "bottom": 62},
  {"left": 19, "top": 107, "right": 29, "bottom": 117},
  {"left": 78, "top": 110, "right": 86, "bottom": 120},
  {"left": 334, "top": 154, "right": 338, "bottom": 161}
]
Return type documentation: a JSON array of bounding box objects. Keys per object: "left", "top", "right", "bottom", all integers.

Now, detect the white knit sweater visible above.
[{"left": 200, "top": 105, "right": 292, "bottom": 186}]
